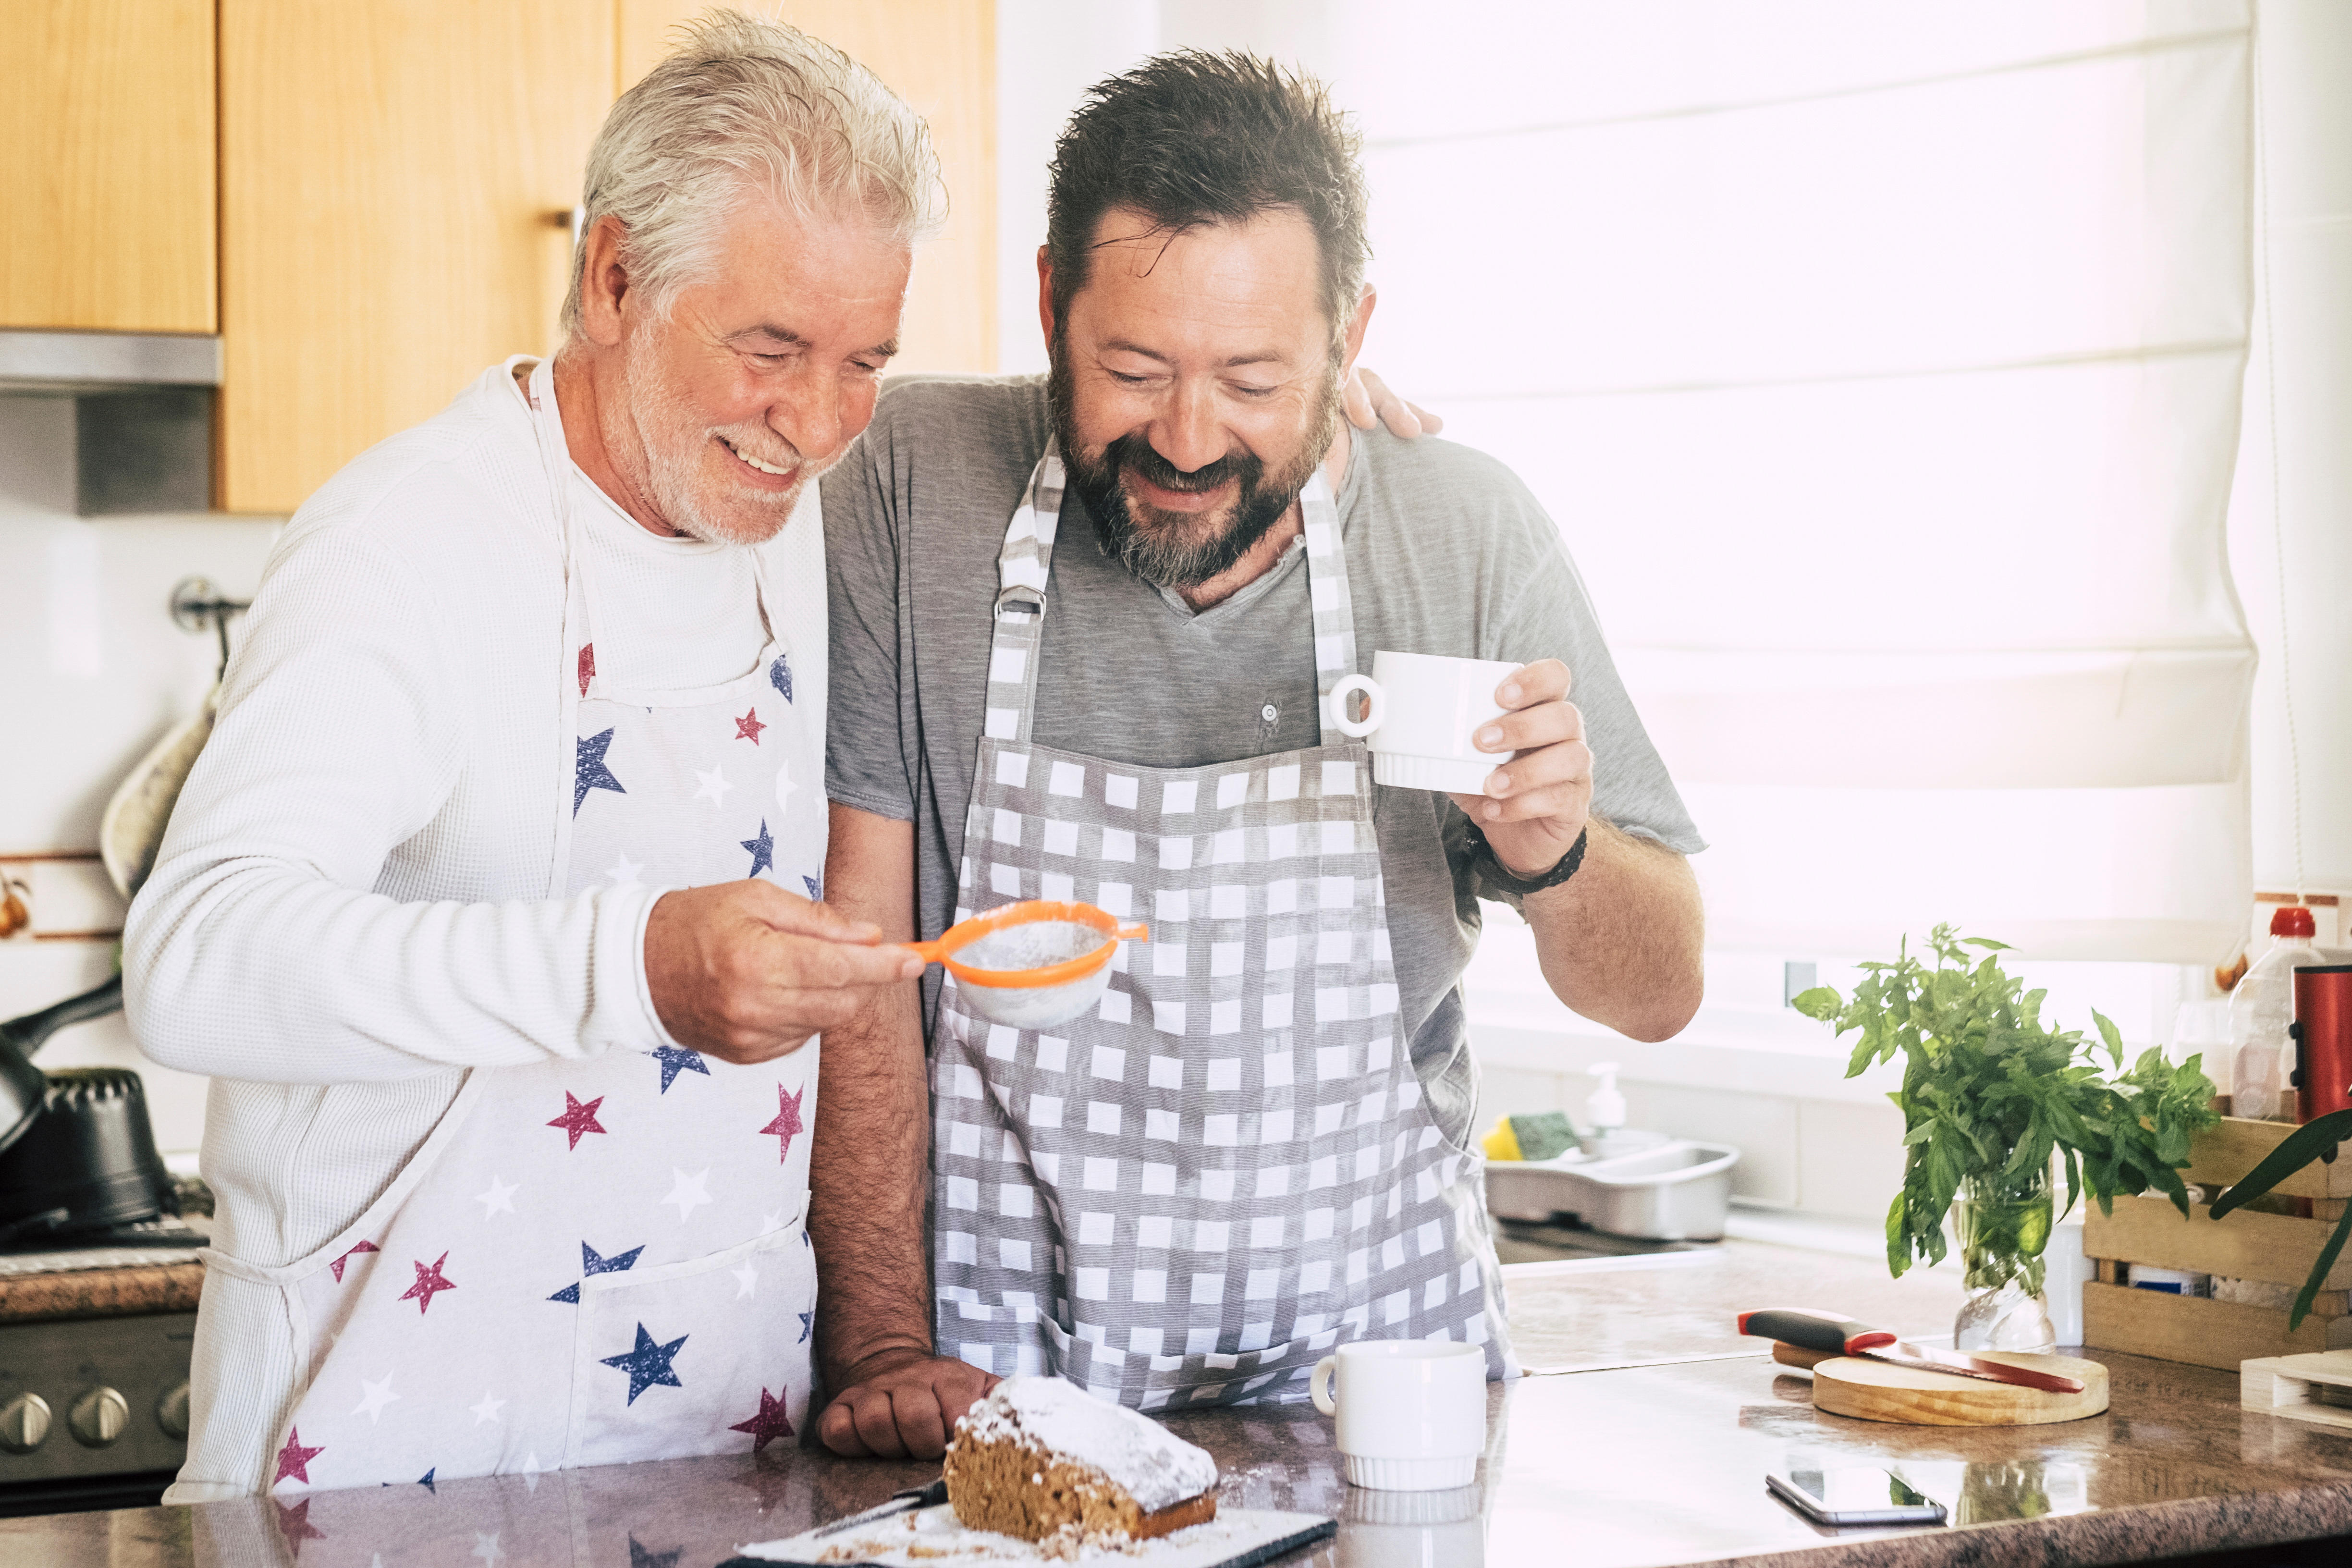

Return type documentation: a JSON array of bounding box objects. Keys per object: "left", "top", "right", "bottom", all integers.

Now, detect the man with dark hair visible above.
[{"left": 814, "top": 52, "right": 1706, "bottom": 1455}]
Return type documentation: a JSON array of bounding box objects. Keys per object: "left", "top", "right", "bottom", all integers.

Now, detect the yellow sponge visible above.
[{"left": 1482, "top": 1111, "right": 1577, "bottom": 1162}]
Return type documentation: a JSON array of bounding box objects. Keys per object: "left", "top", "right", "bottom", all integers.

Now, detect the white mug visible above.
[
  {"left": 1330, "top": 651, "right": 1523, "bottom": 795},
  {"left": 1310, "top": 1340, "right": 1487, "bottom": 1490}
]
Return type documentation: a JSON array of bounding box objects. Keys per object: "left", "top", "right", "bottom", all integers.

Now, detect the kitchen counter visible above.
[
  {"left": 10, "top": 1238, "right": 2352, "bottom": 1568},
  {"left": 0, "top": 1260, "right": 202, "bottom": 1323}
]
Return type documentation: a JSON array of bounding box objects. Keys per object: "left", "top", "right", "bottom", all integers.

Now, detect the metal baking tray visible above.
[{"left": 1483, "top": 1140, "right": 1741, "bottom": 1240}]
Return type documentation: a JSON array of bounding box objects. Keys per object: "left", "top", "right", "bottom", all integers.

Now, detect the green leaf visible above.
[
  {"left": 2292, "top": 1200, "right": 2352, "bottom": 1330},
  {"left": 1791, "top": 986, "right": 1844, "bottom": 1022},
  {"left": 2092, "top": 1009, "right": 2124, "bottom": 1068},
  {"left": 1960, "top": 936, "right": 2013, "bottom": 951},
  {"left": 2211, "top": 1110, "right": 2352, "bottom": 1216}
]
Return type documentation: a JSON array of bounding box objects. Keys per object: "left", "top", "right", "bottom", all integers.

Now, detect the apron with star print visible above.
[
  {"left": 202, "top": 356, "right": 825, "bottom": 1494},
  {"left": 930, "top": 445, "right": 1519, "bottom": 1411}
]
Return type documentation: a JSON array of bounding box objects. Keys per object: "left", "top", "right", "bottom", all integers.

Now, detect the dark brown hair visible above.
[{"left": 1045, "top": 50, "right": 1370, "bottom": 346}]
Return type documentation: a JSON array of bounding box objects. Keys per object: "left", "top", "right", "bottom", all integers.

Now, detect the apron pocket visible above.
[{"left": 564, "top": 1226, "right": 815, "bottom": 1470}]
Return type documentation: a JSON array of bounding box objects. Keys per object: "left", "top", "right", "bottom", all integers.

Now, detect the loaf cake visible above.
[{"left": 943, "top": 1377, "right": 1217, "bottom": 1543}]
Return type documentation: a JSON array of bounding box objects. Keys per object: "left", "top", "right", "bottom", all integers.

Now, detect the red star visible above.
[
  {"left": 735, "top": 707, "right": 765, "bottom": 745},
  {"left": 272, "top": 1426, "right": 324, "bottom": 1487},
  {"left": 548, "top": 1091, "right": 608, "bottom": 1150},
  {"left": 328, "top": 1239, "right": 378, "bottom": 1283},
  {"left": 728, "top": 1385, "right": 796, "bottom": 1453},
  {"left": 759, "top": 1084, "right": 805, "bottom": 1163},
  {"left": 578, "top": 642, "right": 596, "bottom": 697},
  {"left": 274, "top": 1497, "right": 325, "bottom": 1556},
  {"left": 396, "top": 1252, "right": 457, "bottom": 1315}
]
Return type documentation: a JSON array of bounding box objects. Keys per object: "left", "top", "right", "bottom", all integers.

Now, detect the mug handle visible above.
[
  {"left": 1329, "top": 674, "right": 1383, "bottom": 739},
  {"left": 1310, "top": 1355, "right": 1340, "bottom": 1415}
]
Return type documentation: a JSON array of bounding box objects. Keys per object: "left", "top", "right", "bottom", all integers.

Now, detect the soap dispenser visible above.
[
  {"left": 1580, "top": 1063, "right": 1666, "bottom": 1158},
  {"left": 1587, "top": 1062, "right": 1626, "bottom": 1135}
]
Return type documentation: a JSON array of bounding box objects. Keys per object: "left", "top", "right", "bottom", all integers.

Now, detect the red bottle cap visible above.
[{"left": 2272, "top": 905, "right": 2316, "bottom": 938}]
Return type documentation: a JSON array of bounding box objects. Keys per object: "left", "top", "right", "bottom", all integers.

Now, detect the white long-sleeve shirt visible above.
[{"left": 125, "top": 358, "right": 817, "bottom": 1496}]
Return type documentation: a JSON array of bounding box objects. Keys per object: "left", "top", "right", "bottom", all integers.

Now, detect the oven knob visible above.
[
  {"left": 157, "top": 1381, "right": 192, "bottom": 1440},
  {"left": 69, "top": 1387, "right": 129, "bottom": 1447},
  {"left": 0, "top": 1394, "right": 51, "bottom": 1453}
]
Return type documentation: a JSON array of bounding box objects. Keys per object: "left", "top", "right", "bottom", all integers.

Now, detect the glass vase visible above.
[{"left": 1952, "top": 1172, "right": 2058, "bottom": 1353}]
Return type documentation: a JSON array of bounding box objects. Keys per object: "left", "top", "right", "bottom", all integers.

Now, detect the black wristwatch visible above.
[{"left": 1464, "top": 822, "right": 1589, "bottom": 897}]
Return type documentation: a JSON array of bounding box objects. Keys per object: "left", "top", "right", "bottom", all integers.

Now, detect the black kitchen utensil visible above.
[
  {"left": 0, "top": 976, "right": 123, "bottom": 1157},
  {"left": 0, "top": 975, "right": 178, "bottom": 1245}
]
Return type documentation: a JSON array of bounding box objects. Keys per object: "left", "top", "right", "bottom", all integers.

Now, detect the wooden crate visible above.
[{"left": 2081, "top": 1117, "right": 2352, "bottom": 1369}]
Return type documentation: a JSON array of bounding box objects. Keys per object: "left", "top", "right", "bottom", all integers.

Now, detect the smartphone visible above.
[{"left": 1767, "top": 1468, "right": 1948, "bottom": 1527}]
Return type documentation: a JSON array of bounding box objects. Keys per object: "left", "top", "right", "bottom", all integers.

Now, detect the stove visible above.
[{"left": 0, "top": 1218, "right": 204, "bottom": 1517}]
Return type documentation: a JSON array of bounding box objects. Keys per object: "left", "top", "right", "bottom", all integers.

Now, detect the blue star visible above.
[
  {"left": 769, "top": 653, "right": 793, "bottom": 704},
  {"left": 418, "top": 1468, "right": 436, "bottom": 1492},
  {"left": 803, "top": 875, "right": 821, "bottom": 900},
  {"left": 630, "top": 1540, "right": 684, "bottom": 1568},
  {"left": 601, "top": 1321, "right": 687, "bottom": 1405},
  {"left": 798, "top": 1310, "right": 812, "bottom": 1344},
  {"left": 648, "top": 1045, "right": 709, "bottom": 1094},
  {"left": 549, "top": 1239, "right": 645, "bottom": 1303},
  {"left": 741, "top": 819, "right": 774, "bottom": 878},
  {"left": 575, "top": 728, "right": 626, "bottom": 816}
]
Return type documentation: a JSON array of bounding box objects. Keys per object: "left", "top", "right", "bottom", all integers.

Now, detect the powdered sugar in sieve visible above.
[{"left": 955, "top": 920, "right": 1106, "bottom": 974}]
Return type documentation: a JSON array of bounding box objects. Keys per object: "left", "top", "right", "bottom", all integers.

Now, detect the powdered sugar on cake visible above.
[{"left": 957, "top": 1377, "right": 1216, "bottom": 1513}]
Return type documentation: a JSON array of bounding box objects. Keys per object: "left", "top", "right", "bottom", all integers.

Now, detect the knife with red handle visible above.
[
  {"left": 1737, "top": 1309, "right": 1898, "bottom": 1357},
  {"left": 1739, "top": 1307, "right": 2086, "bottom": 1395}
]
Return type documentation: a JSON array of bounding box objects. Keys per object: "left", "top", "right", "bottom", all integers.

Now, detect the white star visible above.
[
  {"left": 732, "top": 1259, "right": 759, "bottom": 1300},
  {"left": 694, "top": 764, "right": 734, "bottom": 805},
  {"left": 475, "top": 1175, "right": 517, "bottom": 1220},
  {"left": 470, "top": 1390, "right": 505, "bottom": 1425},
  {"left": 662, "top": 1166, "right": 712, "bottom": 1222},
  {"left": 473, "top": 1531, "right": 504, "bottom": 1564},
  {"left": 353, "top": 1371, "right": 400, "bottom": 1423},
  {"left": 759, "top": 1209, "right": 784, "bottom": 1236},
  {"left": 605, "top": 851, "right": 642, "bottom": 888},
  {"left": 520, "top": 1452, "right": 541, "bottom": 1493},
  {"left": 775, "top": 757, "right": 798, "bottom": 814}
]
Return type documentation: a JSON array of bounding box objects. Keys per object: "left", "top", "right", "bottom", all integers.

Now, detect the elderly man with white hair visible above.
[{"left": 126, "top": 16, "right": 948, "bottom": 1498}]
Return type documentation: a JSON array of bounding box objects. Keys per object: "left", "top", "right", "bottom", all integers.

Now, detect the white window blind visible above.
[{"left": 1330, "top": 1, "right": 2258, "bottom": 962}]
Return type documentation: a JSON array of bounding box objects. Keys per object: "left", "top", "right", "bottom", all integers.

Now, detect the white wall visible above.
[{"left": 0, "top": 395, "right": 280, "bottom": 1156}]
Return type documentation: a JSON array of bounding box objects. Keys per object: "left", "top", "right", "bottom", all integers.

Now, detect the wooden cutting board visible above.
[{"left": 1810, "top": 1352, "right": 2108, "bottom": 1426}]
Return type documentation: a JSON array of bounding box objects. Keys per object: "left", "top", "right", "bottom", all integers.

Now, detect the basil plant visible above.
[{"left": 1794, "top": 926, "right": 2221, "bottom": 1281}]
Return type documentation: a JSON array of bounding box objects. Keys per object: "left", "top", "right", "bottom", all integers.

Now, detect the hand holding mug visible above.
[
  {"left": 1454, "top": 657, "right": 1591, "bottom": 881},
  {"left": 1332, "top": 653, "right": 1592, "bottom": 883}
]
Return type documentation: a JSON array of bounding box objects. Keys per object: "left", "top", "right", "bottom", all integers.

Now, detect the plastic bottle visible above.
[
  {"left": 1586, "top": 1062, "right": 1627, "bottom": 1134},
  {"left": 2231, "top": 906, "right": 2322, "bottom": 1120}
]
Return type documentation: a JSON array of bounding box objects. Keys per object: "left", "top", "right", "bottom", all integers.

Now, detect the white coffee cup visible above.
[
  {"left": 1310, "top": 1340, "right": 1487, "bottom": 1491},
  {"left": 1330, "top": 651, "right": 1523, "bottom": 795}
]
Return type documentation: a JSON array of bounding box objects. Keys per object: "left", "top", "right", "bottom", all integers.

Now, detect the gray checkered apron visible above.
[{"left": 930, "top": 444, "right": 1519, "bottom": 1410}]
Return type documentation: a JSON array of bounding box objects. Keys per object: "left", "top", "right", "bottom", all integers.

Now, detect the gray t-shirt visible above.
[{"left": 824, "top": 375, "right": 1703, "bottom": 1146}]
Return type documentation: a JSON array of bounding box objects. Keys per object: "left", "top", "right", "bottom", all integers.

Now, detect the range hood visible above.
[
  {"left": 0, "top": 330, "right": 220, "bottom": 393},
  {"left": 0, "top": 331, "right": 221, "bottom": 515}
]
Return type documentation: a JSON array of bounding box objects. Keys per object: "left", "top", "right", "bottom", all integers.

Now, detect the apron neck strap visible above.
[{"left": 983, "top": 440, "right": 1359, "bottom": 747}]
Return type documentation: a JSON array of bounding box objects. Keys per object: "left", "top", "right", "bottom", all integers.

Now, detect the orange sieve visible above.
[{"left": 901, "top": 900, "right": 1149, "bottom": 990}]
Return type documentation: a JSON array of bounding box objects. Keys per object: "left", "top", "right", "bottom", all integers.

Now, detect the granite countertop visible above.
[{"left": 11, "top": 1238, "right": 2352, "bottom": 1568}]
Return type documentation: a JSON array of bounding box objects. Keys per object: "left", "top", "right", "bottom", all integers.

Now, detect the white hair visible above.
[{"left": 561, "top": 8, "right": 945, "bottom": 334}]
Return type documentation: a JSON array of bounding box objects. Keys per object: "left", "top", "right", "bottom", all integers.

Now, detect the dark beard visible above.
[{"left": 1050, "top": 337, "right": 1339, "bottom": 591}]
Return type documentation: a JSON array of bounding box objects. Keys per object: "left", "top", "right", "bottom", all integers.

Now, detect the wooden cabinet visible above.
[
  {"left": 218, "top": 0, "right": 613, "bottom": 513},
  {"left": 0, "top": 0, "right": 216, "bottom": 333},
  {"left": 619, "top": 0, "right": 997, "bottom": 376},
  {"left": 17, "top": 2, "right": 992, "bottom": 512}
]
